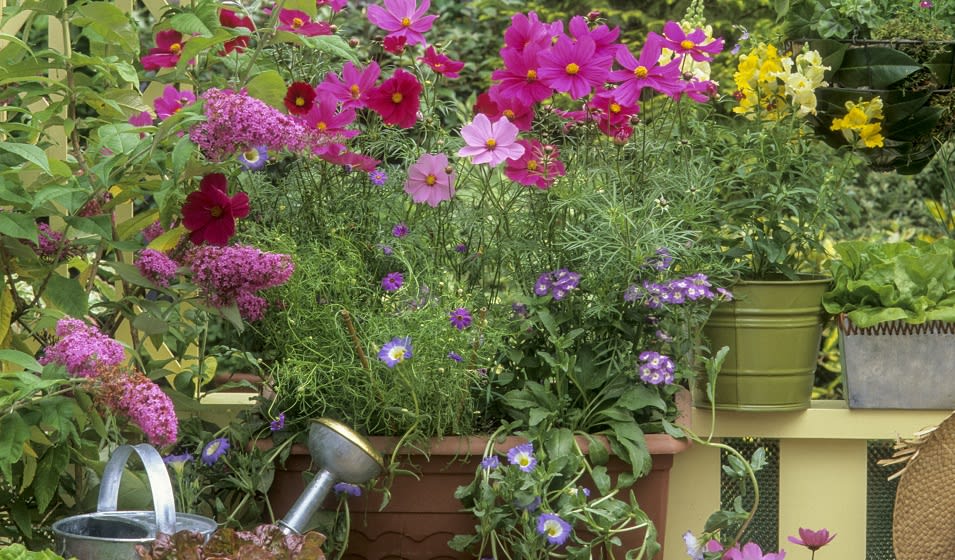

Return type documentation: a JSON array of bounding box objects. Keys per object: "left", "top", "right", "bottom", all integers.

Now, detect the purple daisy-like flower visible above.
[
  {"left": 454, "top": 243, "right": 468, "bottom": 253},
  {"left": 369, "top": 168, "right": 388, "bottom": 185},
  {"left": 392, "top": 223, "right": 409, "bottom": 237},
  {"left": 333, "top": 482, "right": 362, "bottom": 496},
  {"left": 201, "top": 437, "right": 230, "bottom": 466},
  {"left": 448, "top": 351, "right": 463, "bottom": 362},
  {"left": 163, "top": 453, "right": 193, "bottom": 475},
  {"left": 381, "top": 271, "right": 404, "bottom": 291},
  {"left": 378, "top": 336, "right": 412, "bottom": 368},
  {"left": 507, "top": 442, "right": 537, "bottom": 472},
  {"left": 270, "top": 412, "right": 286, "bottom": 431},
  {"left": 449, "top": 307, "right": 472, "bottom": 330},
  {"left": 536, "top": 512, "right": 572, "bottom": 546},
  {"left": 480, "top": 455, "right": 500, "bottom": 469}
]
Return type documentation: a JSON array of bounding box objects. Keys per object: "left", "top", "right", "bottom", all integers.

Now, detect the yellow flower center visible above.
[
  {"left": 391, "top": 92, "right": 403, "bottom": 103},
  {"left": 680, "top": 39, "right": 695, "bottom": 50},
  {"left": 209, "top": 206, "right": 223, "bottom": 218},
  {"left": 503, "top": 109, "right": 515, "bottom": 119},
  {"left": 349, "top": 84, "right": 361, "bottom": 98},
  {"left": 610, "top": 103, "right": 621, "bottom": 113},
  {"left": 527, "top": 160, "right": 538, "bottom": 171},
  {"left": 169, "top": 43, "right": 182, "bottom": 54},
  {"left": 425, "top": 174, "right": 437, "bottom": 186},
  {"left": 485, "top": 138, "right": 497, "bottom": 149},
  {"left": 634, "top": 66, "right": 648, "bottom": 78},
  {"left": 292, "top": 17, "right": 304, "bottom": 28},
  {"left": 565, "top": 62, "right": 580, "bottom": 75},
  {"left": 401, "top": 16, "right": 411, "bottom": 27},
  {"left": 526, "top": 69, "right": 537, "bottom": 80},
  {"left": 243, "top": 148, "right": 260, "bottom": 162},
  {"left": 389, "top": 347, "right": 406, "bottom": 361},
  {"left": 295, "top": 97, "right": 306, "bottom": 106},
  {"left": 316, "top": 121, "right": 327, "bottom": 131}
]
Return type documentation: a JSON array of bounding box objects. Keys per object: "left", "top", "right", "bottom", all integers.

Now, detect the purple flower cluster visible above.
[
  {"left": 136, "top": 249, "right": 179, "bottom": 287},
  {"left": 33, "top": 222, "right": 68, "bottom": 259},
  {"left": 189, "top": 88, "right": 318, "bottom": 162},
  {"left": 142, "top": 221, "right": 166, "bottom": 244},
  {"left": 533, "top": 268, "right": 581, "bottom": 301},
  {"left": 625, "top": 273, "right": 729, "bottom": 308},
  {"left": 110, "top": 371, "right": 179, "bottom": 446},
  {"left": 637, "top": 350, "right": 676, "bottom": 385},
  {"left": 187, "top": 244, "right": 295, "bottom": 321},
  {"left": 392, "top": 222, "right": 409, "bottom": 238},
  {"left": 39, "top": 317, "right": 125, "bottom": 378},
  {"left": 646, "top": 247, "right": 673, "bottom": 271}
]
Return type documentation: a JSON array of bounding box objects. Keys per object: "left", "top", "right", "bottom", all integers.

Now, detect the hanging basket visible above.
[{"left": 803, "top": 38, "right": 955, "bottom": 174}]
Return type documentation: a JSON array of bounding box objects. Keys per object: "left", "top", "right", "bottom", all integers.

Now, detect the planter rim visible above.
[
  {"left": 732, "top": 276, "right": 831, "bottom": 287},
  {"left": 836, "top": 313, "right": 955, "bottom": 335}
]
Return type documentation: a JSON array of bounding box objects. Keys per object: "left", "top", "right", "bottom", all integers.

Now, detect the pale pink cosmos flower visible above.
[
  {"left": 367, "top": 0, "right": 437, "bottom": 46},
  {"left": 457, "top": 113, "right": 525, "bottom": 167},
  {"left": 404, "top": 153, "right": 455, "bottom": 207},
  {"left": 788, "top": 527, "right": 836, "bottom": 552}
]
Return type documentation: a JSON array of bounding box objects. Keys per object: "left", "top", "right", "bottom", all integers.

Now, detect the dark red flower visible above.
[
  {"left": 181, "top": 174, "right": 250, "bottom": 246},
  {"left": 382, "top": 35, "right": 407, "bottom": 55},
  {"left": 284, "top": 82, "right": 317, "bottom": 115},
  {"left": 219, "top": 9, "right": 255, "bottom": 54},
  {"left": 365, "top": 69, "right": 422, "bottom": 128}
]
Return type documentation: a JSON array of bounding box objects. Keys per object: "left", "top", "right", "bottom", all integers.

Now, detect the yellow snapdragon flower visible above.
[{"left": 831, "top": 97, "right": 885, "bottom": 148}]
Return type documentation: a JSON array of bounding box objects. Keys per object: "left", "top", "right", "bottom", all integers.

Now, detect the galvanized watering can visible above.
[
  {"left": 52, "top": 419, "right": 383, "bottom": 559},
  {"left": 51, "top": 443, "right": 218, "bottom": 560}
]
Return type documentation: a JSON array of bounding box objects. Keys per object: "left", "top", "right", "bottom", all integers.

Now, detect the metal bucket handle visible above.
[{"left": 96, "top": 444, "right": 176, "bottom": 535}]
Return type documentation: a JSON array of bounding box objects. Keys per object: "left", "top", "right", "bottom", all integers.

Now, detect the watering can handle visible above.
[{"left": 97, "top": 444, "right": 177, "bottom": 536}]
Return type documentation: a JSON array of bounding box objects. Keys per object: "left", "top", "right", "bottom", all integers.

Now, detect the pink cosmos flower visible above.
[
  {"left": 419, "top": 46, "right": 465, "bottom": 78},
  {"left": 476, "top": 91, "right": 534, "bottom": 131},
  {"left": 382, "top": 34, "right": 407, "bottom": 54},
  {"left": 589, "top": 91, "right": 638, "bottom": 140},
  {"left": 320, "top": 150, "right": 380, "bottom": 171},
  {"left": 317, "top": 0, "right": 347, "bottom": 12},
  {"left": 141, "top": 29, "right": 187, "bottom": 70},
  {"left": 567, "top": 15, "right": 621, "bottom": 59},
  {"left": 458, "top": 113, "right": 525, "bottom": 167},
  {"left": 722, "top": 543, "right": 786, "bottom": 560},
  {"left": 219, "top": 9, "right": 255, "bottom": 54},
  {"left": 366, "top": 68, "right": 422, "bottom": 129},
  {"left": 303, "top": 94, "right": 359, "bottom": 155},
  {"left": 278, "top": 9, "right": 332, "bottom": 36},
  {"left": 367, "top": 0, "right": 437, "bottom": 47},
  {"left": 129, "top": 111, "right": 153, "bottom": 127},
  {"left": 490, "top": 45, "right": 553, "bottom": 106},
  {"left": 504, "top": 139, "right": 565, "bottom": 190},
  {"left": 679, "top": 78, "right": 719, "bottom": 103},
  {"left": 503, "top": 11, "right": 561, "bottom": 52},
  {"left": 537, "top": 34, "right": 612, "bottom": 100},
  {"left": 317, "top": 61, "right": 381, "bottom": 109},
  {"left": 660, "top": 20, "right": 724, "bottom": 62},
  {"left": 154, "top": 85, "right": 196, "bottom": 120},
  {"left": 181, "top": 173, "right": 250, "bottom": 246},
  {"left": 788, "top": 528, "right": 836, "bottom": 552},
  {"left": 611, "top": 33, "right": 685, "bottom": 106},
  {"left": 404, "top": 153, "right": 455, "bottom": 207}
]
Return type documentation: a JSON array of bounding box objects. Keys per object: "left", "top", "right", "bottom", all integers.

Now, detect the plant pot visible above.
[
  {"left": 695, "top": 277, "right": 830, "bottom": 411},
  {"left": 266, "top": 432, "right": 689, "bottom": 560},
  {"left": 804, "top": 38, "right": 955, "bottom": 174},
  {"left": 838, "top": 314, "right": 955, "bottom": 408}
]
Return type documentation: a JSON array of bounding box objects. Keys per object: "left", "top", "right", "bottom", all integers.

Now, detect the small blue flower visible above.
[
  {"left": 379, "top": 336, "right": 412, "bottom": 368},
  {"left": 536, "top": 512, "right": 572, "bottom": 546},
  {"left": 237, "top": 146, "right": 268, "bottom": 170},
  {"left": 448, "top": 351, "right": 463, "bottom": 362},
  {"left": 480, "top": 455, "right": 500, "bottom": 470},
  {"left": 369, "top": 168, "right": 388, "bottom": 186},
  {"left": 333, "top": 482, "right": 362, "bottom": 497},
  {"left": 507, "top": 443, "right": 537, "bottom": 472},
  {"left": 201, "top": 437, "right": 230, "bottom": 466},
  {"left": 270, "top": 412, "right": 286, "bottom": 431}
]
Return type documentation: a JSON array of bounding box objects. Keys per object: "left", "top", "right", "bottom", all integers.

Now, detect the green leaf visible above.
[
  {"left": 64, "top": 214, "right": 114, "bottom": 239},
  {"left": 283, "top": 0, "right": 317, "bottom": 17},
  {"left": 73, "top": 2, "right": 139, "bottom": 54},
  {"left": 0, "top": 142, "right": 51, "bottom": 174},
  {"left": 617, "top": 384, "right": 666, "bottom": 412},
  {"left": 168, "top": 12, "right": 213, "bottom": 37},
  {"left": 0, "top": 350, "right": 43, "bottom": 373},
  {"left": 591, "top": 465, "right": 611, "bottom": 494},
  {"left": 0, "top": 543, "right": 68, "bottom": 560},
  {"left": 171, "top": 134, "right": 195, "bottom": 176},
  {"left": 0, "top": 212, "right": 38, "bottom": 243},
  {"left": 34, "top": 444, "right": 70, "bottom": 512},
  {"left": 302, "top": 34, "right": 359, "bottom": 64},
  {"left": 246, "top": 70, "right": 288, "bottom": 110},
  {"left": 132, "top": 313, "right": 170, "bottom": 336},
  {"left": 833, "top": 46, "right": 922, "bottom": 89},
  {"left": 42, "top": 275, "right": 89, "bottom": 318},
  {"left": 219, "top": 302, "right": 245, "bottom": 333},
  {"left": 0, "top": 413, "right": 30, "bottom": 479}
]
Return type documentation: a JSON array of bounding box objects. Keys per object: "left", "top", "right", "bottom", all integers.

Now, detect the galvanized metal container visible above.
[{"left": 52, "top": 443, "right": 217, "bottom": 560}]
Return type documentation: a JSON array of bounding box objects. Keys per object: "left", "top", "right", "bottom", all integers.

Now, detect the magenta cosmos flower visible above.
[
  {"left": 567, "top": 14, "right": 620, "bottom": 59},
  {"left": 219, "top": 9, "right": 255, "bottom": 54},
  {"left": 404, "top": 153, "right": 455, "bottom": 207},
  {"left": 659, "top": 20, "right": 724, "bottom": 62},
  {"left": 278, "top": 9, "right": 332, "bottom": 36},
  {"left": 504, "top": 139, "right": 565, "bottom": 190},
  {"left": 611, "top": 33, "right": 684, "bottom": 106},
  {"left": 788, "top": 528, "right": 836, "bottom": 552},
  {"left": 366, "top": 69, "right": 422, "bottom": 129},
  {"left": 503, "top": 11, "right": 560, "bottom": 51},
  {"left": 153, "top": 85, "right": 195, "bottom": 120},
  {"left": 317, "top": 61, "right": 381, "bottom": 109},
  {"left": 419, "top": 46, "right": 465, "bottom": 78},
  {"left": 141, "top": 29, "right": 186, "bottom": 70},
  {"left": 458, "top": 113, "right": 525, "bottom": 167},
  {"left": 181, "top": 173, "right": 250, "bottom": 246},
  {"left": 366, "top": 0, "right": 437, "bottom": 46},
  {"left": 722, "top": 542, "right": 786, "bottom": 560},
  {"left": 537, "top": 34, "right": 612, "bottom": 100},
  {"left": 491, "top": 44, "right": 553, "bottom": 106}
]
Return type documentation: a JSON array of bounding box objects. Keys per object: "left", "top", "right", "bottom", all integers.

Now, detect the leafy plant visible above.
[
  {"left": 0, "top": 545, "right": 67, "bottom": 560},
  {"left": 823, "top": 238, "right": 955, "bottom": 326},
  {"left": 136, "top": 524, "right": 327, "bottom": 560}
]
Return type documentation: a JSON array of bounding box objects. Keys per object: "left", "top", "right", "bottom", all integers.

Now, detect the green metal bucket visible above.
[{"left": 695, "top": 278, "right": 830, "bottom": 411}]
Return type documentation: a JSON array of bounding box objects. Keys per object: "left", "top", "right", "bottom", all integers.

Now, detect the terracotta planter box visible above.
[{"left": 268, "top": 432, "right": 689, "bottom": 559}]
